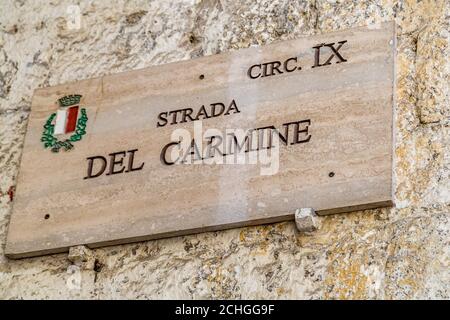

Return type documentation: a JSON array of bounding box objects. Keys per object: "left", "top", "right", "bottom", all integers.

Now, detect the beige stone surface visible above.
[{"left": 0, "top": 0, "right": 448, "bottom": 299}]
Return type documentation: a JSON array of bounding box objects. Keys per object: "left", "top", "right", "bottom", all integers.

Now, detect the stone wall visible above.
[{"left": 0, "top": 0, "right": 448, "bottom": 299}]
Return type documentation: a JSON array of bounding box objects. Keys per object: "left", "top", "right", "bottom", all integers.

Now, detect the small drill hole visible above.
[
  {"left": 199, "top": 74, "right": 205, "bottom": 80},
  {"left": 328, "top": 172, "right": 335, "bottom": 178},
  {"left": 44, "top": 214, "right": 50, "bottom": 220}
]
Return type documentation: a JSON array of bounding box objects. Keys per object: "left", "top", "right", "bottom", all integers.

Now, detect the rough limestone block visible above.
[
  {"left": 67, "top": 245, "right": 95, "bottom": 271},
  {"left": 295, "top": 208, "right": 321, "bottom": 233}
]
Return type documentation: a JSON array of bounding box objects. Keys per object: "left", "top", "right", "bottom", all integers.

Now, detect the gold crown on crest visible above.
[{"left": 58, "top": 94, "right": 82, "bottom": 107}]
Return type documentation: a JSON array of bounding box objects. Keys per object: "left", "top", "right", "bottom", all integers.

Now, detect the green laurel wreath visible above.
[{"left": 41, "top": 108, "right": 88, "bottom": 153}]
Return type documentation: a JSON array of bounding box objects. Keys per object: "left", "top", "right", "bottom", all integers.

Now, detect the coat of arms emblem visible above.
[{"left": 41, "top": 94, "right": 88, "bottom": 152}]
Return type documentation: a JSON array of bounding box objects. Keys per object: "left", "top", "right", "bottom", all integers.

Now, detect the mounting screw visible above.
[
  {"left": 328, "top": 172, "right": 335, "bottom": 177},
  {"left": 199, "top": 74, "right": 205, "bottom": 80}
]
